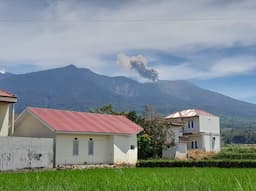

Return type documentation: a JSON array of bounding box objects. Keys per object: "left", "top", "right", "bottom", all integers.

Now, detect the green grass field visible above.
[
  {"left": 214, "top": 145, "right": 256, "bottom": 160},
  {"left": 0, "top": 168, "right": 256, "bottom": 191}
]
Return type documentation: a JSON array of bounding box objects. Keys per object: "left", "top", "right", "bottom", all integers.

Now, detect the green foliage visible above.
[
  {"left": 90, "top": 104, "right": 174, "bottom": 160},
  {"left": 137, "top": 159, "right": 256, "bottom": 168},
  {"left": 221, "top": 145, "right": 256, "bottom": 153},
  {"left": 1, "top": 168, "right": 256, "bottom": 191},
  {"left": 137, "top": 105, "right": 174, "bottom": 159},
  {"left": 213, "top": 145, "right": 256, "bottom": 160},
  {"left": 214, "top": 153, "right": 256, "bottom": 160},
  {"left": 221, "top": 117, "right": 256, "bottom": 129},
  {"left": 137, "top": 133, "right": 152, "bottom": 159},
  {"left": 89, "top": 104, "right": 123, "bottom": 115},
  {"left": 126, "top": 111, "right": 144, "bottom": 125},
  {"left": 222, "top": 128, "right": 256, "bottom": 144},
  {"left": 138, "top": 117, "right": 172, "bottom": 159}
]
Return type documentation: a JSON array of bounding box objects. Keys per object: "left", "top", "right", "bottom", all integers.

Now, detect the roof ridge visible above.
[
  {"left": 27, "top": 106, "right": 126, "bottom": 118},
  {"left": 0, "top": 89, "right": 16, "bottom": 98},
  {"left": 166, "top": 108, "right": 217, "bottom": 119}
]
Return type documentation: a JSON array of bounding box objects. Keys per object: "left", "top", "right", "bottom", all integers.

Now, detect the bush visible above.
[{"left": 136, "top": 160, "right": 256, "bottom": 168}]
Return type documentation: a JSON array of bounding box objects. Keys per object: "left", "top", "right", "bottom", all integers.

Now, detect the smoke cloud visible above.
[{"left": 117, "top": 53, "right": 159, "bottom": 82}]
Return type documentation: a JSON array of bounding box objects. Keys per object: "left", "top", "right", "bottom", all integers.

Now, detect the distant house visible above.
[
  {"left": 0, "top": 89, "right": 17, "bottom": 136},
  {"left": 163, "top": 109, "right": 220, "bottom": 159},
  {"left": 14, "top": 107, "right": 143, "bottom": 165}
]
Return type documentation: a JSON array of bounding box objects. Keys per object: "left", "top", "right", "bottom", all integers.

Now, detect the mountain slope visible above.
[{"left": 1, "top": 65, "right": 256, "bottom": 120}]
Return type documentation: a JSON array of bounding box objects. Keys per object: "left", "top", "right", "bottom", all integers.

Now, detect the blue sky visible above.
[{"left": 0, "top": 0, "right": 256, "bottom": 103}]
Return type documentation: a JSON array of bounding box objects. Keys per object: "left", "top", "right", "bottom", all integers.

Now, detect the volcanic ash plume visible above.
[{"left": 117, "top": 53, "right": 159, "bottom": 82}]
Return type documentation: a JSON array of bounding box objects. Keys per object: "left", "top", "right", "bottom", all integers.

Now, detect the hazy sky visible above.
[{"left": 0, "top": 0, "right": 256, "bottom": 103}]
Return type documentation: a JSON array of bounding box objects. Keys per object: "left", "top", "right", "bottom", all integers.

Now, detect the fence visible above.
[{"left": 0, "top": 136, "right": 54, "bottom": 171}]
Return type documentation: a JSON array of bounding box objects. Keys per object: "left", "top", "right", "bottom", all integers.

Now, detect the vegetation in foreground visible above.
[
  {"left": 137, "top": 159, "right": 256, "bottom": 168},
  {"left": 185, "top": 145, "right": 256, "bottom": 161},
  {"left": 0, "top": 168, "right": 256, "bottom": 191},
  {"left": 214, "top": 145, "right": 256, "bottom": 160}
]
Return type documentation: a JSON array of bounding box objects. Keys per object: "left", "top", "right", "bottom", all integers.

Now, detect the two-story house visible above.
[
  {"left": 0, "top": 89, "right": 17, "bottom": 136},
  {"left": 163, "top": 109, "right": 221, "bottom": 159}
]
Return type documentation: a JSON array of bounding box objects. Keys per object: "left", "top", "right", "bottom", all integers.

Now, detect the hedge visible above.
[{"left": 136, "top": 160, "right": 256, "bottom": 168}]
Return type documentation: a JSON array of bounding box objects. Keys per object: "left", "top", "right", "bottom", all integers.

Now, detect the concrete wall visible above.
[
  {"left": 113, "top": 134, "right": 138, "bottom": 164},
  {"left": 169, "top": 127, "right": 183, "bottom": 144},
  {"left": 199, "top": 116, "right": 220, "bottom": 134},
  {"left": 162, "top": 143, "right": 187, "bottom": 159},
  {"left": 176, "top": 142, "right": 187, "bottom": 159},
  {"left": 14, "top": 112, "right": 55, "bottom": 138},
  {"left": 162, "top": 146, "right": 176, "bottom": 159},
  {"left": 0, "top": 102, "right": 9, "bottom": 136},
  {"left": 55, "top": 134, "right": 113, "bottom": 165},
  {"left": 187, "top": 135, "right": 202, "bottom": 150},
  {"left": 186, "top": 133, "right": 220, "bottom": 152},
  {"left": 183, "top": 117, "right": 200, "bottom": 134},
  {"left": 0, "top": 137, "right": 53, "bottom": 171},
  {"left": 201, "top": 134, "right": 221, "bottom": 152}
]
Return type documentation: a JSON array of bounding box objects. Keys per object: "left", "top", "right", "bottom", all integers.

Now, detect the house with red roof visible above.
[
  {"left": 0, "top": 89, "right": 17, "bottom": 136},
  {"left": 163, "top": 109, "right": 220, "bottom": 159},
  {"left": 14, "top": 107, "right": 143, "bottom": 165}
]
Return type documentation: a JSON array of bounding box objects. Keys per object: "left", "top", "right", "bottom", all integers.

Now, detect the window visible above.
[
  {"left": 88, "top": 138, "right": 94, "bottom": 155},
  {"left": 212, "top": 137, "right": 216, "bottom": 150},
  {"left": 188, "top": 120, "right": 194, "bottom": 128},
  {"left": 73, "top": 138, "right": 79, "bottom": 156},
  {"left": 195, "top": 141, "right": 198, "bottom": 149},
  {"left": 130, "top": 145, "right": 135, "bottom": 150},
  {"left": 191, "top": 140, "right": 198, "bottom": 149}
]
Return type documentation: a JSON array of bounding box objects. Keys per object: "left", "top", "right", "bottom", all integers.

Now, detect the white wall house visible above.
[
  {"left": 0, "top": 89, "right": 17, "bottom": 136},
  {"left": 14, "top": 107, "right": 143, "bottom": 166},
  {"left": 163, "top": 109, "right": 221, "bottom": 159}
]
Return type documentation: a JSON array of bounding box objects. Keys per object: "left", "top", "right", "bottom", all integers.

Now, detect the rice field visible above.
[{"left": 0, "top": 167, "right": 256, "bottom": 191}]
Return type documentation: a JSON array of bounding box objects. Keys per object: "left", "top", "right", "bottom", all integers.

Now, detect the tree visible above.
[
  {"left": 90, "top": 104, "right": 175, "bottom": 159},
  {"left": 89, "top": 104, "right": 124, "bottom": 115},
  {"left": 138, "top": 105, "right": 174, "bottom": 159},
  {"left": 140, "top": 117, "right": 173, "bottom": 158}
]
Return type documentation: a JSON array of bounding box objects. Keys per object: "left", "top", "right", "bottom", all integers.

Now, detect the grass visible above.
[
  {"left": 1, "top": 168, "right": 256, "bottom": 191},
  {"left": 214, "top": 145, "right": 256, "bottom": 160}
]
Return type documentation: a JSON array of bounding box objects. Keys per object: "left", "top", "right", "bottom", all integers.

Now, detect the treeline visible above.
[
  {"left": 222, "top": 128, "right": 256, "bottom": 144},
  {"left": 220, "top": 116, "right": 256, "bottom": 144},
  {"left": 221, "top": 116, "right": 256, "bottom": 129}
]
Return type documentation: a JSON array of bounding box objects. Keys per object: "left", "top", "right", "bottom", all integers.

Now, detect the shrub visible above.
[{"left": 136, "top": 160, "right": 256, "bottom": 168}]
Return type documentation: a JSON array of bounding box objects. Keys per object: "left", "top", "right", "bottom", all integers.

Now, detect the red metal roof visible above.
[
  {"left": 165, "top": 109, "right": 217, "bottom": 119},
  {"left": 27, "top": 107, "right": 143, "bottom": 134},
  {"left": 0, "top": 89, "right": 16, "bottom": 98}
]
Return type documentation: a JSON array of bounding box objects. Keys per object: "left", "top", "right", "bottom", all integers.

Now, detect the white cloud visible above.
[
  {"left": 0, "top": 0, "right": 256, "bottom": 78},
  {"left": 210, "top": 57, "right": 256, "bottom": 77},
  {"left": 157, "top": 56, "right": 256, "bottom": 80}
]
